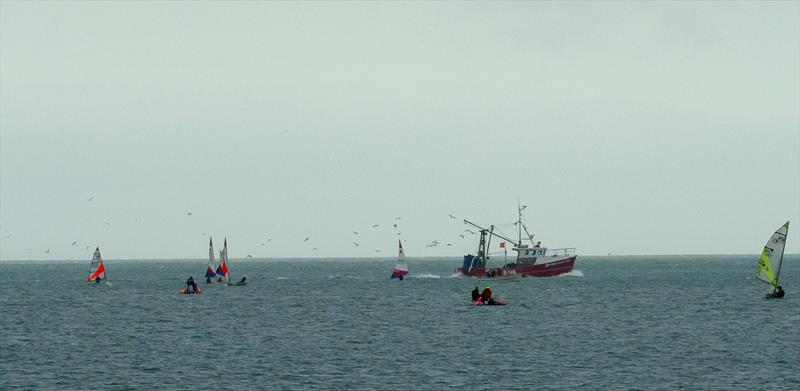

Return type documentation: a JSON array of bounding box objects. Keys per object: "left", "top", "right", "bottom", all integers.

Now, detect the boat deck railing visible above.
[{"left": 548, "top": 248, "right": 576, "bottom": 257}]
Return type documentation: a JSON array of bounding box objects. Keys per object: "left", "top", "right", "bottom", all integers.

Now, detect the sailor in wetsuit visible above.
[
  {"left": 481, "top": 286, "right": 494, "bottom": 305},
  {"left": 186, "top": 276, "right": 197, "bottom": 293},
  {"left": 771, "top": 286, "right": 785, "bottom": 299},
  {"left": 471, "top": 286, "right": 480, "bottom": 302}
]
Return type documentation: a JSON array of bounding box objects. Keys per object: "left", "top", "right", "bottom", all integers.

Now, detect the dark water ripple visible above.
[{"left": 1, "top": 256, "right": 798, "bottom": 390}]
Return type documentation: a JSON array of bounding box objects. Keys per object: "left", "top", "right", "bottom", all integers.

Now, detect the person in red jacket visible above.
[{"left": 481, "top": 286, "right": 493, "bottom": 304}]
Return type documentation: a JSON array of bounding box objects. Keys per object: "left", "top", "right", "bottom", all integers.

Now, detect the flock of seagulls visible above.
[{"left": 5, "top": 195, "right": 483, "bottom": 257}]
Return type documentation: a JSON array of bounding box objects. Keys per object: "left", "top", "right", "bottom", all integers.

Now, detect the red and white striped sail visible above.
[
  {"left": 86, "top": 246, "right": 107, "bottom": 283},
  {"left": 390, "top": 240, "right": 408, "bottom": 279}
]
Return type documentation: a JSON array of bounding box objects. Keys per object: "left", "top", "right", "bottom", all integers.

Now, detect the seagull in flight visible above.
[
  {"left": 393, "top": 224, "right": 398, "bottom": 229},
  {"left": 304, "top": 237, "right": 310, "bottom": 242},
  {"left": 394, "top": 217, "right": 402, "bottom": 220},
  {"left": 187, "top": 212, "right": 192, "bottom": 216},
  {"left": 372, "top": 224, "right": 380, "bottom": 228},
  {"left": 353, "top": 242, "right": 359, "bottom": 247},
  {"left": 449, "top": 214, "right": 456, "bottom": 219},
  {"left": 45, "top": 249, "right": 50, "bottom": 254},
  {"left": 71, "top": 241, "right": 77, "bottom": 246},
  {"left": 375, "top": 249, "right": 382, "bottom": 253},
  {"left": 246, "top": 255, "right": 253, "bottom": 259},
  {"left": 465, "top": 229, "right": 475, "bottom": 234},
  {"left": 313, "top": 247, "right": 318, "bottom": 251},
  {"left": 87, "top": 196, "right": 94, "bottom": 201},
  {"left": 353, "top": 231, "right": 359, "bottom": 235},
  {"left": 459, "top": 234, "right": 465, "bottom": 238}
]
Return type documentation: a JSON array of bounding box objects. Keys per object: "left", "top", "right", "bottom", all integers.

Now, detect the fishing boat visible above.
[
  {"left": 456, "top": 203, "right": 577, "bottom": 278},
  {"left": 390, "top": 240, "right": 409, "bottom": 280},
  {"left": 86, "top": 246, "right": 108, "bottom": 284},
  {"left": 756, "top": 221, "right": 789, "bottom": 299},
  {"left": 205, "top": 238, "right": 217, "bottom": 283}
]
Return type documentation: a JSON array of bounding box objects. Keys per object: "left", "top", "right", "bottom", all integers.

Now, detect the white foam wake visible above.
[
  {"left": 558, "top": 269, "right": 584, "bottom": 277},
  {"left": 410, "top": 273, "right": 440, "bottom": 279}
]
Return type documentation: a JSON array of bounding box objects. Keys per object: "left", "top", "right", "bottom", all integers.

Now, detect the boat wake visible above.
[
  {"left": 410, "top": 273, "right": 440, "bottom": 279},
  {"left": 448, "top": 273, "right": 464, "bottom": 278},
  {"left": 327, "top": 275, "right": 361, "bottom": 280},
  {"left": 558, "top": 269, "right": 584, "bottom": 277}
]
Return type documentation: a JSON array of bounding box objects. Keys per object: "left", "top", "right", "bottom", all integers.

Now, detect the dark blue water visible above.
[{"left": 1, "top": 255, "right": 798, "bottom": 390}]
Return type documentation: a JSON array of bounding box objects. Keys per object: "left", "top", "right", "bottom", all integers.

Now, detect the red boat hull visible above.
[{"left": 458, "top": 256, "right": 576, "bottom": 278}]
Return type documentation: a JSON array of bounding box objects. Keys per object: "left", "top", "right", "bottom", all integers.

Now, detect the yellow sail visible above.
[{"left": 755, "top": 221, "right": 789, "bottom": 287}]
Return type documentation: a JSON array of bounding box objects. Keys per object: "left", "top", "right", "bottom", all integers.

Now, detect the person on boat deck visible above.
[
  {"left": 471, "top": 286, "right": 480, "bottom": 302},
  {"left": 481, "top": 286, "right": 493, "bottom": 304},
  {"left": 186, "top": 276, "right": 197, "bottom": 293}
]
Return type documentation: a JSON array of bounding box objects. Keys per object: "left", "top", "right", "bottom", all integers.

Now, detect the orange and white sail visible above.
[{"left": 86, "top": 246, "right": 107, "bottom": 283}]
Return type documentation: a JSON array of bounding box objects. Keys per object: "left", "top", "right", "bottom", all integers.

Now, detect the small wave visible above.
[
  {"left": 558, "top": 269, "right": 584, "bottom": 277},
  {"left": 410, "top": 273, "right": 440, "bottom": 279},
  {"left": 327, "top": 275, "right": 361, "bottom": 279},
  {"left": 448, "top": 273, "right": 464, "bottom": 278},
  {"left": 276, "top": 277, "right": 290, "bottom": 280}
]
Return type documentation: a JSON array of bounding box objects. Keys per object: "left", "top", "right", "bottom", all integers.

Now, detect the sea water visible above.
[{"left": 1, "top": 255, "right": 798, "bottom": 390}]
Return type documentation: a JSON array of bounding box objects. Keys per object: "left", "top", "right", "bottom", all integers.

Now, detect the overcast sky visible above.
[{"left": 1, "top": 1, "right": 798, "bottom": 260}]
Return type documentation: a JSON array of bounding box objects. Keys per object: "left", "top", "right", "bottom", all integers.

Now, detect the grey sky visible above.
[{"left": 1, "top": 1, "right": 798, "bottom": 260}]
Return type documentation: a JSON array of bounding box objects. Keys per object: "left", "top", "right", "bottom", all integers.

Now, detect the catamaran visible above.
[
  {"left": 456, "top": 203, "right": 577, "bottom": 278},
  {"left": 756, "top": 221, "right": 789, "bottom": 299},
  {"left": 86, "top": 246, "right": 108, "bottom": 284},
  {"left": 205, "top": 238, "right": 217, "bottom": 283},
  {"left": 390, "top": 240, "right": 409, "bottom": 280}
]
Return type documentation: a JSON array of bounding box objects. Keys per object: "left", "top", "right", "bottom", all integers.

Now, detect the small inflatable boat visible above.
[{"left": 180, "top": 287, "right": 203, "bottom": 294}]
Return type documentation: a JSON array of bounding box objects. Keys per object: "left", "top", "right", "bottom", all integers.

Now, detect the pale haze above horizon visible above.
[{"left": 1, "top": 1, "right": 798, "bottom": 261}]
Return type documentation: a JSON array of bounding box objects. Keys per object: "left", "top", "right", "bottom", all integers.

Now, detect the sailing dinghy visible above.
[
  {"left": 756, "top": 221, "right": 789, "bottom": 299},
  {"left": 87, "top": 246, "right": 108, "bottom": 285},
  {"left": 390, "top": 240, "right": 409, "bottom": 280},
  {"left": 205, "top": 238, "right": 217, "bottom": 283},
  {"left": 220, "top": 238, "right": 247, "bottom": 286}
]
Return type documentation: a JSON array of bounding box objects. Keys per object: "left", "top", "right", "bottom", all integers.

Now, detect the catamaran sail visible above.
[
  {"left": 756, "top": 221, "right": 789, "bottom": 297},
  {"left": 216, "top": 238, "right": 230, "bottom": 284},
  {"left": 390, "top": 240, "right": 409, "bottom": 280},
  {"left": 205, "top": 238, "right": 217, "bottom": 282},
  {"left": 86, "top": 246, "right": 107, "bottom": 284}
]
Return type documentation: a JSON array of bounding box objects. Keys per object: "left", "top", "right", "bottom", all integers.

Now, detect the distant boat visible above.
[
  {"left": 86, "top": 246, "right": 108, "bottom": 284},
  {"left": 457, "top": 202, "right": 576, "bottom": 278},
  {"left": 390, "top": 240, "right": 409, "bottom": 280},
  {"left": 205, "top": 238, "right": 217, "bottom": 283},
  {"left": 756, "top": 221, "right": 789, "bottom": 299},
  {"left": 220, "top": 238, "right": 247, "bottom": 286},
  {"left": 216, "top": 238, "right": 230, "bottom": 284}
]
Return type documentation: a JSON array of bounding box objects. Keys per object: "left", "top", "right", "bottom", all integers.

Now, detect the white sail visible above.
[
  {"left": 86, "top": 246, "right": 107, "bottom": 283},
  {"left": 756, "top": 221, "right": 789, "bottom": 288}
]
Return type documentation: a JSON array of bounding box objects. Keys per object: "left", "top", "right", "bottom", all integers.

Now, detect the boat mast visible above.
[{"left": 774, "top": 224, "right": 789, "bottom": 286}]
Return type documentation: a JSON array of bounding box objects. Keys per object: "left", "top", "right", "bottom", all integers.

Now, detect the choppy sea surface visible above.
[{"left": 1, "top": 255, "right": 798, "bottom": 390}]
